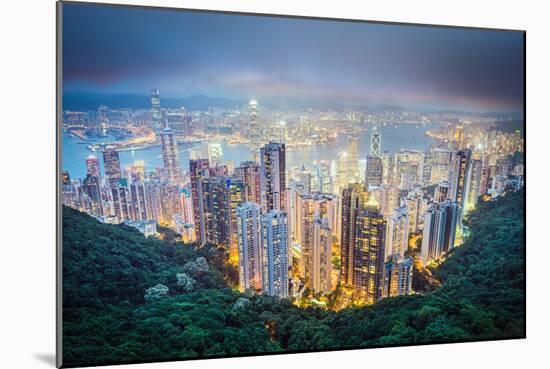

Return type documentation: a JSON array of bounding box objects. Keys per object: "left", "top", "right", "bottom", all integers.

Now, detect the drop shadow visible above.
[{"left": 34, "top": 353, "right": 56, "bottom": 367}]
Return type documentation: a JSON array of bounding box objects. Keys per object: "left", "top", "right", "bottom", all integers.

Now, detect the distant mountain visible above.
[{"left": 62, "top": 92, "right": 247, "bottom": 111}]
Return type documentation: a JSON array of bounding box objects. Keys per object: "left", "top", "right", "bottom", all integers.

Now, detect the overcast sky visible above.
[{"left": 62, "top": 3, "right": 524, "bottom": 112}]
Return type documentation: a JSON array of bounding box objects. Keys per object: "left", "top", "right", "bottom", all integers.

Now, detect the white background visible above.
[{"left": 0, "top": 0, "right": 547, "bottom": 368}]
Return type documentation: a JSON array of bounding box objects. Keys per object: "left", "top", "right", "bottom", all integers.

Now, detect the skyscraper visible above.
[
  {"left": 150, "top": 88, "right": 163, "bottom": 130},
  {"left": 450, "top": 149, "right": 472, "bottom": 225},
  {"left": 237, "top": 202, "right": 263, "bottom": 291},
  {"left": 82, "top": 174, "right": 103, "bottom": 216},
  {"left": 352, "top": 203, "right": 386, "bottom": 304},
  {"left": 421, "top": 200, "right": 458, "bottom": 264},
  {"left": 234, "top": 161, "right": 261, "bottom": 204},
  {"left": 335, "top": 151, "right": 349, "bottom": 194},
  {"left": 260, "top": 142, "right": 287, "bottom": 212},
  {"left": 189, "top": 159, "right": 210, "bottom": 245},
  {"left": 312, "top": 217, "right": 332, "bottom": 294},
  {"left": 434, "top": 180, "right": 451, "bottom": 203},
  {"left": 383, "top": 256, "right": 413, "bottom": 298},
  {"left": 365, "top": 156, "right": 383, "bottom": 189},
  {"left": 430, "top": 148, "right": 453, "bottom": 183},
  {"left": 348, "top": 136, "right": 360, "bottom": 182},
  {"left": 205, "top": 176, "right": 232, "bottom": 248},
  {"left": 85, "top": 155, "right": 101, "bottom": 178},
  {"left": 370, "top": 126, "right": 381, "bottom": 157},
  {"left": 385, "top": 206, "right": 409, "bottom": 261},
  {"left": 160, "top": 127, "right": 181, "bottom": 183},
  {"left": 261, "top": 210, "right": 289, "bottom": 298},
  {"left": 102, "top": 147, "right": 122, "bottom": 189},
  {"left": 248, "top": 100, "right": 260, "bottom": 140},
  {"left": 340, "top": 183, "right": 367, "bottom": 287},
  {"left": 464, "top": 158, "right": 482, "bottom": 214}
]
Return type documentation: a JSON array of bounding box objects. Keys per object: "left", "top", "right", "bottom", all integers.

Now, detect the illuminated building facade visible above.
[
  {"left": 261, "top": 210, "right": 289, "bottom": 298},
  {"left": 237, "top": 202, "right": 263, "bottom": 291},
  {"left": 260, "top": 142, "right": 287, "bottom": 212}
]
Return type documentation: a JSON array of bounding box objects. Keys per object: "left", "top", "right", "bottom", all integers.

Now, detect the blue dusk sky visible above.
[{"left": 62, "top": 2, "right": 524, "bottom": 112}]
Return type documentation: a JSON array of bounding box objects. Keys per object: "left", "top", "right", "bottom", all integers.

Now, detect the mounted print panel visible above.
[{"left": 57, "top": 1, "right": 525, "bottom": 367}]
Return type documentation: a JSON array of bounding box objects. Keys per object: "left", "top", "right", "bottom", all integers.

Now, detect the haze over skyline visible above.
[{"left": 62, "top": 3, "right": 524, "bottom": 113}]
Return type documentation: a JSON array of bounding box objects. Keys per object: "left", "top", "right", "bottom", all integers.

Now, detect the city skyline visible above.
[
  {"left": 59, "top": 3, "right": 525, "bottom": 366},
  {"left": 62, "top": 3, "right": 524, "bottom": 113}
]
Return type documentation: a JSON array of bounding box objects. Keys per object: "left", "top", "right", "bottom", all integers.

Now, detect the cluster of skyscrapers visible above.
[{"left": 62, "top": 91, "right": 524, "bottom": 306}]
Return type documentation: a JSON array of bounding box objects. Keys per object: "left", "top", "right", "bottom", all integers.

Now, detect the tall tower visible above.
[
  {"left": 261, "top": 210, "right": 289, "bottom": 298},
  {"left": 260, "top": 142, "right": 287, "bottom": 212},
  {"left": 234, "top": 161, "right": 261, "bottom": 204},
  {"left": 450, "top": 149, "right": 472, "bottom": 224},
  {"left": 370, "top": 126, "right": 381, "bottom": 158},
  {"left": 189, "top": 159, "right": 210, "bottom": 245},
  {"left": 102, "top": 147, "right": 122, "bottom": 189},
  {"left": 365, "top": 156, "right": 383, "bottom": 189},
  {"left": 434, "top": 180, "right": 451, "bottom": 203},
  {"left": 205, "top": 176, "right": 232, "bottom": 248},
  {"left": 312, "top": 217, "right": 332, "bottom": 294},
  {"left": 340, "top": 183, "right": 367, "bottom": 287},
  {"left": 150, "top": 88, "right": 163, "bottom": 130},
  {"left": 352, "top": 204, "right": 386, "bottom": 304},
  {"left": 237, "top": 202, "right": 263, "bottom": 291},
  {"left": 160, "top": 127, "right": 180, "bottom": 183},
  {"left": 385, "top": 206, "right": 409, "bottom": 261},
  {"left": 347, "top": 136, "right": 360, "bottom": 182},
  {"left": 421, "top": 200, "right": 458, "bottom": 264},
  {"left": 464, "top": 158, "right": 482, "bottom": 214},
  {"left": 85, "top": 155, "right": 101, "bottom": 178},
  {"left": 383, "top": 256, "right": 413, "bottom": 298},
  {"left": 248, "top": 100, "right": 260, "bottom": 140}
]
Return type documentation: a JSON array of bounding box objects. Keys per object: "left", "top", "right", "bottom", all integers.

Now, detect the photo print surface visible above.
[{"left": 58, "top": 1, "right": 525, "bottom": 367}]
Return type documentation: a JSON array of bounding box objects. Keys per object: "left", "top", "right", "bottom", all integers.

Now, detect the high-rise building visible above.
[
  {"left": 434, "top": 180, "right": 451, "bottom": 203},
  {"left": 464, "top": 158, "right": 482, "bottom": 214},
  {"left": 160, "top": 127, "right": 181, "bottom": 183},
  {"left": 405, "top": 189, "right": 424, "bottom": 234},
  {"left": 421, "top": 200, "right": 458, "bottom": 264},
  {"left": 365, "top": 156, "right": 383, "bottom": 189},
  {"left": 248, "top": 100, "right": 260, "bottom": 140},
  {"left": 340, "top": 183, "right": 367, "bottom": 287},
  {"left": 335, "top": 151, "right": 349, "bottom": 194},
  {"left": 128, "top": 181, "right": 148, "bottom": 221},
  {"left": 229, "top": 179, "right": 245, "bottom": 263},
  {"left": 370, "top": 126, "right": 381, "bottom": 157},
  {"left": 352, "top": 203, "right": 386, "bottom": 304},
  {"left": 205, "top": 176, "right": 232, "bottom": 248},
  {"left": 385, "top": 206, "right": 409, "bottom": 261},
  {"left": 383, "top": 256, "right": 413, "bottom": 298},
  {"left": 85, "top": 155, "right": 101, "bottom": 178},
  {"left": 430, "top": 148, "right": 453, "bottom": 184},
  {"left": 314, "top": 160, "right": 332, "bottom": 193},
  {"left": 450, "top": 149, "right": 472, "bottom": 225},
  {"left": 235, "top": 161, "right": 261, "bottom": 204},
  {"left": 261, "top": 210, "right": 289, "bottom": 298},
  {"left": 179, "top": 188, "right": 194, "bottom": 224},
  {"left": 260, "top": 142, "right": 287, "bottom": 212},
  {"left": 102, "top": 147, "right": 122, "bottom": 189},
  {"left": 312, "top": 217, "right": 332, "bottom": 294},
  {"left": 348, "top": 136, "right": 360, "bottom": 182},
  {"left": 189, "top": 159, "right": 210, "bottom": 245},
  {"left": 297, "top": 165, "right": 312, "bottom": 194},
  {"left": 82, "top": 174, "right": 103, "bottom": 216},
  {"left": 237, "top": 202, "right": 263, "bottom": 291},
  {"left": 208, "top": 143, "right": 223, "bottom": 166},
  {"left": 150, "top": 88, "right": 163, "bottom": 130}
]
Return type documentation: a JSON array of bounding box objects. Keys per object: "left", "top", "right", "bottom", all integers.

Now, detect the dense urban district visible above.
[{"left": 62, "top": 91, "right": 525, "bottom": 366}]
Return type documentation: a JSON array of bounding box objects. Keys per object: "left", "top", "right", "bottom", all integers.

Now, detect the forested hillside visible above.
[{"left": 62, "top": 189, "right": 525, "bottom": 367}]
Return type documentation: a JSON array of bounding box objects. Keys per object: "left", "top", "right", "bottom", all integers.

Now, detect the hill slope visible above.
[{"left": 61, "top": 190, "right": 525, "bottom": 367}]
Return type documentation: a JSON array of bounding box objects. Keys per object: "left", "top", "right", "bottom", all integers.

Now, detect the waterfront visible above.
[{"left": 62, "top": 123, "right": 439, "bottom": 179}]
